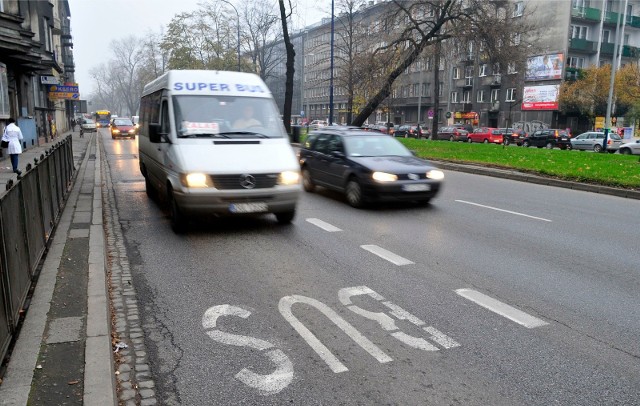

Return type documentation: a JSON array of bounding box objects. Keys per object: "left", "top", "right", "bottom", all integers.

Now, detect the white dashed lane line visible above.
[
  {"left": 455, "top": 200, "right": 552, "bottom": 222},
  {"left": 361, "top": 245, "right": 414, "bottom": 266},
  {"left": 455, "top": 288, "right": 549, "bottom": 328},
  {"left": 306, "top": 218, "right": 343, "bottom": 232}
]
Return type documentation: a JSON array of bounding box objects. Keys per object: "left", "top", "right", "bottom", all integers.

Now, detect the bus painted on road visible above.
[{"left": 94, "top": 110, "right": 111, "bottom": 128}]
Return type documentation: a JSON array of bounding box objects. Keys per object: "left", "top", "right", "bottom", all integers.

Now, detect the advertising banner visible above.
[
  {"left": 525, "top": 53, "right": 564, "bottom": 81},
  {"left": 47, "top": 84, "right": 80, "bottom": 100},
  {"left": 522, "top": 85, "right": 560, "bottom": 110}
]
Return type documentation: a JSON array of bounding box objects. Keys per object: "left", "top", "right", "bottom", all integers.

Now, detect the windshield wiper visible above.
[
  {"left": 179, "top": 133, "right": 230, "bottom": 138},
  {"left": 218, "top": 131, "right": 269, "bottom": 139}
]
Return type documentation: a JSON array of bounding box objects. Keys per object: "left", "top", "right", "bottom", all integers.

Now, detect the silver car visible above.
[
  {"left": 618, "top": 139, "right": 640, "bottom": 155},
  {"left": 569, "top": 131, "right": 622, "bottom": 152}
]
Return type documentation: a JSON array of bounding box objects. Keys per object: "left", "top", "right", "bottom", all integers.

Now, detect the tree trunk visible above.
[{"left": 278, "top": 0, "right": 295, "bottom": 134}]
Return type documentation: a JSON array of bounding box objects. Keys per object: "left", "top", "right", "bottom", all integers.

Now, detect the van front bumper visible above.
[{"left": 172, "top": 186, "right": 300, "bottom": 215}]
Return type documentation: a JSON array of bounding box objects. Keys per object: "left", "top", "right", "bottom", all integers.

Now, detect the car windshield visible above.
[
  {"left": 172, "top": 95, "right": 286, "bottom": 138},
  {"left": 344, "top": 135, "right": 412, "bottom": 157},
  {"left": 114, "top": 119, "right": 133, "bottom": 126},
  {"left": 84, "top": 119, "right": 95, "bottom": 124}
]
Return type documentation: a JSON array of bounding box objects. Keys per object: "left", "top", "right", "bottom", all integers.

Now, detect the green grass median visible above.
[{"left": 399, "top": 139, "right": 640, "bottom": 189}]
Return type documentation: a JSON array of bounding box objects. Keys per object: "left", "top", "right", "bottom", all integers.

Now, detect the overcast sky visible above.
[{"left": 69, "top": 0, "right": 326, "bottom": 97}]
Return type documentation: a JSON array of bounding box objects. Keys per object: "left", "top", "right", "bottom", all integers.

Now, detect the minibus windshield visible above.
[{"left": 173, "top": 95, "right": 286, "bottom": 138}]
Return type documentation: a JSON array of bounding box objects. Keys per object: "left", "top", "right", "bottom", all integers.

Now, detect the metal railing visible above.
[{"left": 0, "top": 135, "right": 74, "bottom": 362}]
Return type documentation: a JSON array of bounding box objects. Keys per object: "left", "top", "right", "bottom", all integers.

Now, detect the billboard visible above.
[
  {"left": 521, "top": 85, "right": 560, "bottom": 110},
  {"left": 47, "top": 84, "right": 79, "bottom": 100},
  {"left": 525, "top": 53, "right": 564, "bottom": 81}
]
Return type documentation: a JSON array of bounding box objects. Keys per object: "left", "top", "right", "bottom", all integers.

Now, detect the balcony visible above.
[
  {"left": 569, "top": 38, "right": 597, "bottom": 53},
  {"left": 571, "top": 6, "right": 603, "bottom": 22},
  {"left": 599, "top": 43, "right": 640, "bottom": 58}
]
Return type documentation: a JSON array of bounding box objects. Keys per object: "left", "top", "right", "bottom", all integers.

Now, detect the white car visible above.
[
  {"left": 80, "top": 118, "right": 97, "bottom": 133},
  {"left": 618, "top": 139, "right": 640, "bottom": 155},
  {"left": 569, "top": 131, "right": 622, "bottom": 152},
  {"left": 309, "top": 120, "right": 328, "bottom": 130}
]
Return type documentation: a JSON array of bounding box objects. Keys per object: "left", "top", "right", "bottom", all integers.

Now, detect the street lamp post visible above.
[
  {"left": 329, "top": 0, "right": 335, "bottom": 125},
  {"left": 220, "top": 0, "right": 241, "bottom": 71}
]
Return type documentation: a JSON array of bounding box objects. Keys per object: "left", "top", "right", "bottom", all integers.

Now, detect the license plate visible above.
[
  {"left": 229, "top": 202, "right": 268, "bottom": 213},
  {"left": 402, "top": 184, "right": 430, "bottom": 192}
]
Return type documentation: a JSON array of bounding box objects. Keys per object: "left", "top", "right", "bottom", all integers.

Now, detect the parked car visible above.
[
  {"left": 469, "top": 127, "right": 503, "bottom": 144},
  {"left": 499, "top": 128, "right": 526, "bottom": 146},
  {"left": 394, "top": 124, "right": 427, "bottom": 139},
  {"left": 309, "top": 120, "right": 328, "bottom": 130},
  {"left": 569, "top": 131, "right": 623, "bottom": 152},
  {"left": 299, "top": 128, "right": 444, "bottom": 207},
  {"left": 80, "top": 118, "right": 97, "bottom": 134},
  {"left": 435, "top": 126, "right": 469, "bottom": 141},
  {"left": 521, "top": 128, "right": 566, "bottom": 149},
  {"left": 109, "top": 117, "right": 137, "bottom": 139},
  {"left": 618, "top": 139, "right": 640, "bottom": 155}
]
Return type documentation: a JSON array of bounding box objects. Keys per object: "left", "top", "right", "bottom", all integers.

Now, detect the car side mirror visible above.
[{"left": 149, "top": 124, "right": 166, "bottom": 143}]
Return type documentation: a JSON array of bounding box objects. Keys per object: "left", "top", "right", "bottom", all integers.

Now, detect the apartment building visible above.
[
  {"left": 264, "top": 0, "right": 640, "bottom": 134},
  {"left": 0, "top": 0, "right": 76, "bottom": 148}
]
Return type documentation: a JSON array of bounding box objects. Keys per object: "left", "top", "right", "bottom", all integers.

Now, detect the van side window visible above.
[{"left": 160, "top": 100, "right": 170, "bottom": 133}]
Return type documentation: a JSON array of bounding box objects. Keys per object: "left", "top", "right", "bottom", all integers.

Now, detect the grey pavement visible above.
[{"left": 0, "top": 131, "right": 638, "bottom": 405}]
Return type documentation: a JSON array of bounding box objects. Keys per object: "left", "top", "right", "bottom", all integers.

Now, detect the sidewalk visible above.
[{"left": 0, "top": 130, "right": 115, "bottom": 405}]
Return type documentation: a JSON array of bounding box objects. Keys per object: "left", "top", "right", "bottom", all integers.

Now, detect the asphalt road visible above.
[{"left": 101, "top": 130, "right": 640, "bottom": 405}]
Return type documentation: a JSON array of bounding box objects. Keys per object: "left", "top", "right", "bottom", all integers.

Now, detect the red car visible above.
[
  {"left": 110, "top": 118, "right": 137, "bottom": 139},
  {"left": 468, "top": 127, "right": 503, "bottom": 144}
]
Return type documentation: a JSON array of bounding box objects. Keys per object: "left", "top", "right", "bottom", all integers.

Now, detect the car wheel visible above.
[
  {"left": 620, "top": 148, "right": 631, "bottom": 155},
  {"left": 169, "top": 187, "right": 186, "bottom": 234},
  {"left": 302, "top": 167, "right": 315, "bottom": 193},
  {"left": 567, "top": 144, "right": 572, "bottom": 150},
  {"left": 523, "top": 140, "right": 530, "bottom": 148},
  {"left": 593, "top": 144, "right": 603, "bottom": 153},
  {"left": 428, "top": 134, "right": 433, "bottom": 140},
  {"left": 467, "top": 137, "right": 472, "bottom": 143},
  {"left": 145, "top": 176, "right": 157, "bottom": 200},
  {"left": 449, "top": 136, "right": 454, "bottom": 142},
  {"left": 483, "top": 139, "right": 489, "bottom": 143},
  {"left": 345, "top": 178, "right": 364, "bottom": 208},
  {"left": 545, "top": 142, "right": 554, "bottom": 149},
  {"left": 275, "top": 210, "right": 296, "bottom": 224}
]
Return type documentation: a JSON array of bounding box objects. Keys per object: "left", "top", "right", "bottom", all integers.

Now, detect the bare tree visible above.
[
  {"left": 241, "top": 1, "right": 282, "bottom": 80},
  {"left": 278, "top": 0, "right": 296, "bottom": 133},
  {"left": 352, "top": 0, "right": 540, "bottom": 126}
]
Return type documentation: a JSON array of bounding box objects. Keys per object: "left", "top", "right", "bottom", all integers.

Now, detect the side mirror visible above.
[{"left": 149, "top": 124, "right": 163, "bottom": 143}]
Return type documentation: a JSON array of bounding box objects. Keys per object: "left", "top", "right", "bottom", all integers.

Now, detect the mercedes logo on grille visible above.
[
  {"left": 240, "top": 174, "right": 256, "bottom": 189},
  {"left": 408, "top": 173, "right": 419, "bottom": 180}
]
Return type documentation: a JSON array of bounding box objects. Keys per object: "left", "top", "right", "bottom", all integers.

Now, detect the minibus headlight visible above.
[
  {"left": 278, "top": 171, "right": 300, "bottom": 185},
  {"left": 372, "top": 172, "right": 398, "bottom": 182},
  {"left": 182, "top": 173, "right": 211, "bottom": 188},
  {"left": 426, "top": 170, "right": 444, "bottom": 180}
]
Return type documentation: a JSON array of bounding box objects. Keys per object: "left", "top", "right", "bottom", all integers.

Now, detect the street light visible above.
[
  {"left": 220, "top": 0, "right": 241, "bottom": 71},
  {"left": 329, "top": 0, "right": 335, "bottom": 125}
]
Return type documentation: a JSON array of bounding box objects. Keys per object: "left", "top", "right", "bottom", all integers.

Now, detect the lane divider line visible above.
[
  {"left": 455, "top": 288, "right": 549, "bottom": 328},
  {"left": 455, "top": 200, "right": 552, "bottom": 222},
  {"left": 361, "top": 245, "right": 414, "bottom": 266},
  {"left": 306, "top": 218, "right": 342, "bottom": 232}
]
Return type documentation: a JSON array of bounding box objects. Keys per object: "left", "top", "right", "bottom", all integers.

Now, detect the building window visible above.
[
  {"left": 451, "top": 91, "right": 459, "bottom": 103},
  {"left": 465, "top": 66, "right": 473, "bottom": 78},
  {"left": 603, "top": 30, "right": 611, "bottom": 43},
  {"left": 513, "top": 1, "right": 524, "bottom": 17},
  {"left": 493, "top": 63, "right": 500, "bottom": 75},
  {"left": 463, "top": 91, "right": 471, "bottom": 103},
  {"left": 491, "top": 89, "right": 500, "bottom": 103},
  {"left": 453, "top": 67, "right": 460, "bottom": 79},
  {"left": 512, "top": 33, "right": 521, "bottom": 45},
  {"left": 477, "top": 90, "right": 486, "bottom": 103},
  {"left": 479, "top": 64, "right": 487, "bottom": 77},
  {"left": 439, "top": 82, "right": 443, "bottom": 97},
  {"left": 506, "top": 88, "right": 516, "bottom": 102},
  {"left": 568, "top": 56, "right": 585, "bottom": 68},
  {"left": 571, "top": 25, "right": 588, "bottom": 39},
  {"left": 507, "top": 62, "right": 517, "bottom": 74}
]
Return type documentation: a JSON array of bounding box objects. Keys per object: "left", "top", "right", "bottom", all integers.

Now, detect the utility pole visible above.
[{"left": 604, "top": 10, "right": 622, "bottom": 152}]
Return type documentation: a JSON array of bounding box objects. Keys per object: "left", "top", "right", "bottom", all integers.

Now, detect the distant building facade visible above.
[
  {"left": 263, "top": 0, "right": 640, "bottom": 134},
  {"left": 1, "top": 0, "right": 76, "bottom": 149}
]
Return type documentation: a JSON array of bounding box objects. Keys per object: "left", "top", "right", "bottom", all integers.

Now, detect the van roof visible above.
[{"left": 141, "top": 70, "right": 272, "bottom": 99}]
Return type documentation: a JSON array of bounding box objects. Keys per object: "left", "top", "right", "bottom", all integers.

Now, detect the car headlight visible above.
[
  {"left": 113, "top": 129, "right": 120, "bottom": 134},
  {"left": 426, "top": 170, "right": 444, "bottom": 180},
  {"left": 278, "top": 170, "right": 300, "bottom": 185},
  {"left": 128, "top": 129, "right": 136, "bottom": 134},
  {"left": 372, "top": 172, "right": 398, "bottom": 182},
  {"left": 182, "top": 173, "right": 211, "bottom": 188}
]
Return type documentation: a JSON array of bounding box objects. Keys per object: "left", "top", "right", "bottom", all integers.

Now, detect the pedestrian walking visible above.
[{"left": 2, "top": 118, "right": 24, "bottom": 176}]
